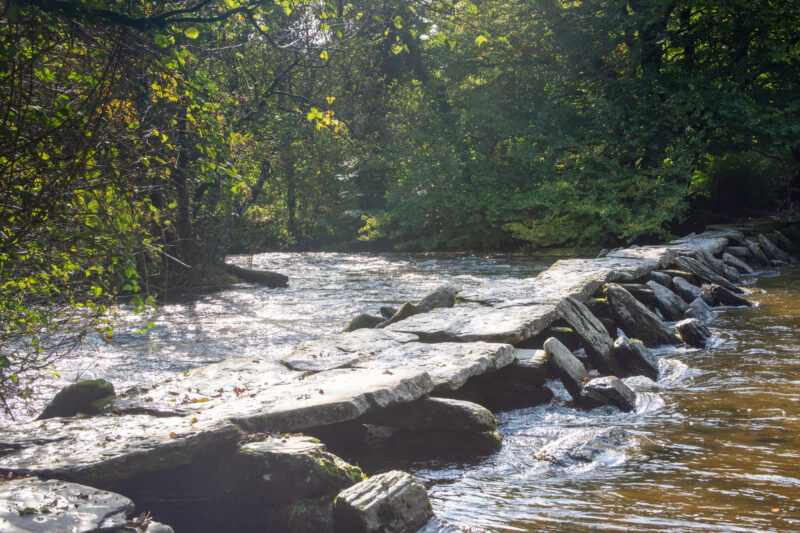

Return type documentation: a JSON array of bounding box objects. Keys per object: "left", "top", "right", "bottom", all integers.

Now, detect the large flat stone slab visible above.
[
  {"left": 385, "top": 303, "right": 558, "bottom": 344},
  {"left": 607, "top": 245, "right": 677, "bottom": 269},
  {"left": 112, "top": 363, "right": 434, "bottom": 433},
  {"left": 283, "top": 329, "right": 419, "bottom": 372},
  {"left": 0, "top": 415, "right": 241, "bottom": 487},
  {"left": 0, "top": 477, "right": 135, "bottom": 533},
  {"left": 669, "top": 233, "right": 729, "bottom": 256}
]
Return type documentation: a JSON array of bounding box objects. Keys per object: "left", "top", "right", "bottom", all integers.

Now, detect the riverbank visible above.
[{"left": 1, "top": 220, "right": 798, "bottom": 532}]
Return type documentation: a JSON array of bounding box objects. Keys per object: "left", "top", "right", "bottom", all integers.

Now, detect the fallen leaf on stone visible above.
[
  {"left": 319, "top": 389, "right": 324, "bottom": 395},
  {"left": 383, "top": 370, "right": 394, "bottom": 375},
  {"left": 169, "top": 432, "right": 179, "bottom": 439},
  {"left": 190, "top": 418, "right": 198, "bottom": 424}
]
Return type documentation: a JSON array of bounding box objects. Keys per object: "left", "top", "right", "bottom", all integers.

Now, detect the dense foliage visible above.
[{"left": 1, "top": 0, "right": 799, "bottom": 413}]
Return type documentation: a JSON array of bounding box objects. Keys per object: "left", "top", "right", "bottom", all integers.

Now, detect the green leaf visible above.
[
  {"left": 475, "top": 35, "right": 488, "bottom": 47},
  {"left": 185, "top": 27, "right": 199, "bottom": 39}
]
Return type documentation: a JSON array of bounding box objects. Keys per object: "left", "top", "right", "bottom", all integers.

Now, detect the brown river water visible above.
[{"left": 8, "top": 253, "right": 799, "bottom": 532}]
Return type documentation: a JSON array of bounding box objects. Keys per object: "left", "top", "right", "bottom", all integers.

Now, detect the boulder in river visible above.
[
  {"left": 672, "top": 276, "right": 713, "bottom": 306},
  {"left": 342, "top": 313, "right": 385, "bottom": 332},
  {"left": 604, "top": 283, "right": 681, "bottom": 347},
  {"left": 544, "top": 337, "right": 589, "bottom": 402},
  {"left": 673, "top": 256, "right": 742, "bottom": 294},
  {"left": 223, "top": 263, "right": 288, "bottom": 288},
  {"left": 379, "top": 284, "right": 461, "bottom": 328},
  {"left": 745, "top": 238, "right": 771, "bottom": 267},
  {"left": 582, "top": 376, "right": 637, "bottom": 412},
  {"left": 684, "top": 297, "right": 715, "bottom": 324},
  {"left": 648, "top": 270, "right": 673, "bottom": 288},
  {"left": 391, "top": 428, "right": 503, "bottom": 454},
  {"left": 724, "top": 246, "right": 751, "bottom": 260},
  {"left": 334, "top": 470, "right": 433, "bottom": 533},
  {"left": 380, "top": 306, "right": 398, "bottom": 319},
  {"left": 360, "top": 397, "right": 496, "bottom": 433},
  {"left": 645, "top": 280, "right": 689, "bottom": 321},
  {"left": 722, "top": 252, "right": 754, "bottom": 274},
  {"left": 612, "top": 337, "right": 659, "bottom": 381},
  {"left": 758, "top": 233, "right": 790, "bottom": 262},
  {"left": 772, "top": 230, "right": 800, "bottom": 256},
  {"left": 706, "top": 284, "right": 753, "bottom": 307},
  {"left": 721, "top": 264, "right": 743, "bottom": 284},
  {"left": 695, "top": 249, "right": 726, "bottom": 275},
  {"left": 37, "top": 379, "right": 115, "bottom": 420},
  {"left": 557, "top": 297, "right": 622, "bottom": 375},
  {"left": 533, "top": 427, "right": 633, "bottom": 467},
  {"left": 675, "top": 318, "right": 712, "bottom": 347}
]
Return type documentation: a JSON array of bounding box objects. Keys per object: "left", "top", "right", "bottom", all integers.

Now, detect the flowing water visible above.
[{"left": 11, "top": 253, "right": 800, "bottom": 532}]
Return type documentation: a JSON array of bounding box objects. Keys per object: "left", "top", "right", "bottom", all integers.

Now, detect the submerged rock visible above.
[
  {"left": 223, "top": 263, "right": 288, "bottom": 288},
  {"left": 645, "top": 280, "right": 689, "bottom": 321},
  {"left": 534, "top": 427, "right": 633, "bottom": 467},
  {"left": 604, "top": 284, "right": 681, "bottom": 346},
  {"left": 334, "top": 470, "right": 433, "bottom": 533},
  {"left": 37, "top": 379, "right": 115, "bottom": 420},
  {"left": 582, "top": 376, "right": 637, "bottom": 412},
  {"left": 544, "top": 337, "right": 589, "bottom": 402},
  {"left": 612, "top": 337, "right": 659, "bottom": 381},
  {"left": 675, "top": 318, "right": 712, "bottom": 347},
  {"left": 557, "top": 297, "right": 622, "bottom": 375}
]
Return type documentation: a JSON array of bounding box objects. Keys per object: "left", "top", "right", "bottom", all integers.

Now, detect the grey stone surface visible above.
[
  {"left": 360, "top": 397, "right": 496, "bottom": 433},
  {"left": 707, "top": 284, "right": 753, "bottom": 307},
  {"left": 669, "top": 234, "right": 729, "bottom": 256},
  {"left": 380, "top": 306, "right": 398, "bottom": 319},
  {"left": 773, "top": 230, "right": 800, "bottom": 255},
  {"left": 604, "top": 284, "right": 681, "bottom": 346},
  {"left": 390, "top": 429, "right": 503, "bottom": 454},
  {"left": 721, "top": 264, "right": 743, "bottom": 284},
  {"left": 285, "top": 329, "right": 419, "bottom": 372},
  {"left": 724, "top": 246, "right": 751, "bottom": 259},
  {"left": 675, "top": 318, "right": 712, "bottom": 347},
  {"left": 685, "top": 297, "right": 715, "bottom": 324},
  {"left": 722, "top": 252, "right": 754, "bottom": 274},
  {"left": 544, "top": 337, "right": 589, "bottom": 402},
  {"left": 695, "top": 249, "right": 725, "bottom": 275},
  {"left": 758, "top": 233, "right": 790, "bottom": 262},
  {"left": 343, "top": 313, "right": 385, "bottom": 332},
  {"left": 582, "top": 376, "right": 637, "bottom": 412},
  {"left": 37, "top": 379, "right": 115, "bottom": 420},
  {"left": 672, "top": 276, "right": 710, "bottom": 305},
  {"left": 223, "top": 263, "right": 288, "bottom": 287},
  {"left": 649, "top": 271, "right": 673, "bottom": 288},
  {"left": 612, "top": 337, "right": 659, "bottom": 381},
  {"left": 533, "top": 427, "right": 633, "bottom": 466},
  {"left": 0, "top": 415, "right": 241, "bottom": 487},
  {"left": 334, "top": 470, "right": 433, "bottom": 533},
  {"left": 0, "top": 477, "right": 134, "bottom": 533},
  {"left": 618, "top": 283, "right": 657, "bottom": 305},
  {"left": 745, "top": 238, "right": 771, "bottom": 266},
  {"left": 385, "top": 303, "right": 558, "bottom": 345},
  {"left": 557, "top": 297, "right": 621, "bottom": 375},
  {"left": 673, "top": 256, "right": 742, "bottom": 293},
  {"left": 512, "top": 349, "right": 550, "bottom": 384},
  {"left": 379, "top": 283, "right": 461, "bottom": 327},
  {"left": 645, "top": 280, "right": 689, "bottom": 321}
]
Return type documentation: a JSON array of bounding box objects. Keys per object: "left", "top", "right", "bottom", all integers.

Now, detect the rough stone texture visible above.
[
  {"left": 544, "top": 337, "right": 588, "bottom": 402},
  {"left": 533, "top": 427, "right": 633, "bottom": 467},
  {"left": 37, "top": 379, "right": 115, "bottom": 420},
  {"left": 0, "top": 416, "right": 241, "bottom": 487},
  {"left": 669, "top": 234, "right": 729, "bottom": 256},
  {"left": 604, "top": 284, "right": 681, "bottom": 347},
  {"left": 223, "top": 263, "right": 288, "bottom": 288},
  {"left": 110, "top": 357, "right": 435, "bottom": 434},
  {"left": 342, "top": 313, "right": 385, "bottom": 332},
  {"left": 649, "top": 270, "right": 673, "bottom": 288},
  {"left": 721, "top": 264, "right": 743, "bottom": 284},
  {"left": 745, "top": 238, "right": 771, "bottom": 267},
  {"left": 582, "top": 376, "right": 637, "bottom": 412},
  {"left": 618, "top": 284, "right": 658, "bottom": 306},
  {"left": 772, "top": 230, "right": 800, "bottom": 256},
  {"left": 685, "top": 297, "right": 715, "bottom": 324},
  {"left": 672, "top": 276, "right": 711, "bottom": 305},
  {"left": 385, "top": 303, "right": 558, "bottom": 345},
  {"left": 360, "top": 397, "right": 496, "bottom": 433},
  {"left": 379, "top": 284, "right": 461, "bottom": 328},
  {"left": 695, "top": 249, "right": 725, "bottom": 275},
  {"left": 673, "top": 256, "right": 742, "bottom": 294},
  {"left": 758, "top": 233, "right": 790, "bottom": 262},
  {"left": 645, "top": 280, "right": 689, "bottom": 321},
  {"left": 0, "top": 477, "right": 136, "bottom": 533},
  {"left": 724, "top": 246, "right": 751, "bottom": 259},
  {"left": 722, "top": 252, "right": 754, "bottom": 274},
  {"left": 556, "top": 297, "right": 621, "bottom": 375},
  {"left": 707, "top": 284, "right": 753, "bottom": 307},
  {"left": 612, "top": 337, "right": 659, "bottom": 381},
  {"left": 285, "top": 329, "right": 419, "bottom": 372},
  {"left": 512, "top": 349, "right": 550, "bottom": 384},
  {"left": 380, "top": 306, "right": 398, "bottom": 319},
  {"left": 334, "top": 470, "right": 433, "bottom": 533},
  {"left": 675, "top": 318, "right": 712, "bottom": 348}
]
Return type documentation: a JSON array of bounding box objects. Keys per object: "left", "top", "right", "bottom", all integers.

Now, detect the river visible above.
[{"left": 17, "top": 252, "right": 800, "bottom": 532}]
